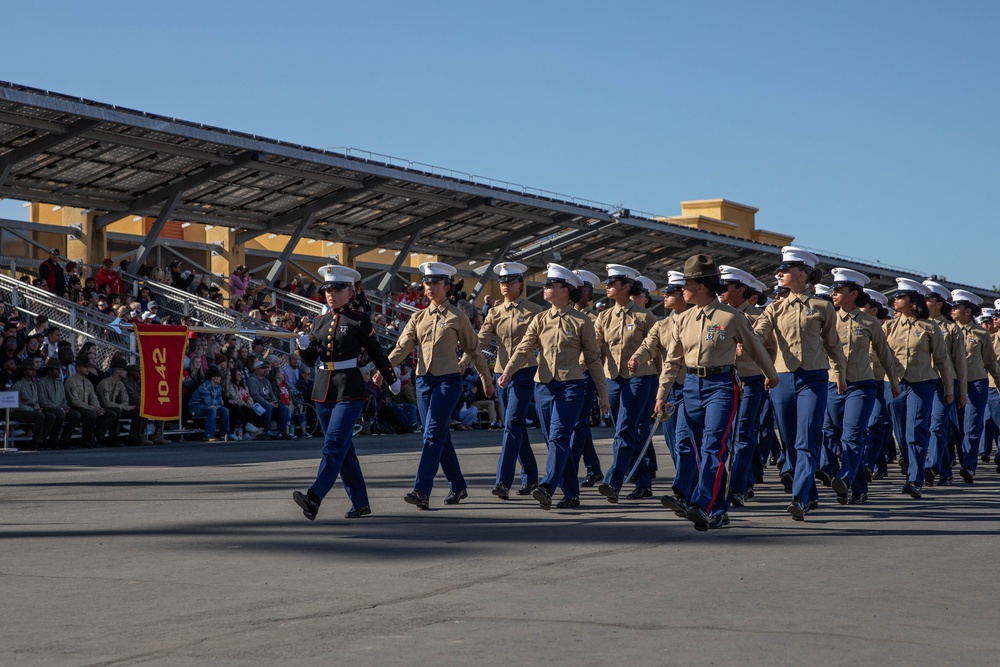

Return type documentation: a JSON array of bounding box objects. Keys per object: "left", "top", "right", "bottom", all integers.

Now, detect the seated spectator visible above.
[
  {"left": 38, "top": 358, "right": 81, "bottom": 449},
  {"left": 0, "top": 356, "right": 16, "bottom": 390},
  {"left": 122, "top": 364, "right": 158, "bottom": 445},
  {"left": 189, "top": 367, "right": 230, "bottom": 442},
  {"left": 28, "top": 314, "right": 49, "bottom": 337},
  {"left": 295, "top": 366, "right": 314, "bottom": 404},
  {"left": 246, "top": 359, "right": 289, "bottom": 437},
  {"left": 95, "top": 257, "right": 125, "bottom": 295},
  {"left": 66, "top": 355, "right": 118, "bottom": 447},
  {"left": 222, "top": 368, "right": 260, "bottom": 438},
  {"left": 283, "top": 353, "right": 301, "bottom": 388},
  {"left": 18, "top": 335, "right": 46, "bottom": 368},
  {"left": 97, "top": 358, "right": 142, "bottom": 445},
  {"left": 11, "top": 359, "right": 55, "bottom": 449}
]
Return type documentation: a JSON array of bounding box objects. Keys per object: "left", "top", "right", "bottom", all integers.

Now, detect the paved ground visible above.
[{"left": 3, "top": 427, "right": 1000, "bottom": 666}]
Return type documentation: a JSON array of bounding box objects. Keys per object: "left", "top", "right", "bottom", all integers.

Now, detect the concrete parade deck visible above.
[{"left": 2, "top": 427, "right": 999, "bottom": 666}]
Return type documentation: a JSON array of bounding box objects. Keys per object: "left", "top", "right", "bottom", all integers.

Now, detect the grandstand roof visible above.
[{"left": 0, "top": 80, "right": 995, "bottom": 297}]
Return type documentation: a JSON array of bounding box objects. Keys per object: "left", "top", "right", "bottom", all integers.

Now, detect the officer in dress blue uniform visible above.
[
  {"left": 380, "top": 261, "right": 494, "bottom": 509},
  {"left": 293, "top": 265, "right": 399, "bottom": 521}
]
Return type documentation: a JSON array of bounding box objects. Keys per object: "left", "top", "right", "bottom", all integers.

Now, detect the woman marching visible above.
[
  {"left": 571, "top": 269, "right": 606, "bottom": 489},
  {"left": 884, "top": 278, "right": 955, "bottom": 499},
  {"left": 379, "top": 262, "right": 494, "bottom": 509},
  {"left": 593, "top": 264, "right": 659, "bottom": 503},
  {"left": 292, "top": 265, "right": 399, "bottom": 521},
  {"left": 498, "top": 264, "right": 609, "bottom": 509},
  {"left": 826, "top": 269, "right": 902, "bottom": 505},
  {"left": 659, "top": 254, "right": 778, "bottom": 530},
  {"left": 948, "top": 290, "right": 1000, "bottom": 483},
  {"left": 752, "top": 247, "right": 847, "bottom": 521},
  {"left": 861, "top": 289, "right": 896, "bottom": 481},
  {"left": 460, "top": 261, "right": 542, "bottom": 500}
]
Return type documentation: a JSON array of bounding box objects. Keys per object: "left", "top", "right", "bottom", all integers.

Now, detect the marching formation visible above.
[{"left": 291, "top": 246, "right": 1000, "bottom": 531}]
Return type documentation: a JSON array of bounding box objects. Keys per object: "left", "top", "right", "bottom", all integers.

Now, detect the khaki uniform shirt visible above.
[
  {"left": 991, "top": 333, "right": 1000, "bottom": 389},
  {"left": 595, "top": 301, "right": 658, "bottom": 380},
  {"left": 934, "top": 316, "right": 969, "bottom": 397},
  {"left": 830, "top": 308, "right": 903, "bottom": 387},
  {"left": 733, "top": 301, "right": 766, "bottom": 379},
  {"left": 65, "top": 373, "right": 101, "bottom": 412},
  {"left": 461, "top": 297, "right": 542, "bottom": 371},
  {"left": 97, "top": 376, "right": 129, "bottom": 409},
  {"left": 388, "top": 302, "right": 490, "bottom": 382},
  {"left": 37, "top": 376, "right": 69, "bottom": 410},
  {"left": 661, "top": 301, "right": 778, "bottom": 389},
  {"left": 884, "top": 316, "right": 956, "bottom": 389},
  {"left": 12, "top": 377, "right": 41, "bottom": 411},
  {"left": 503, "top": 303, "right": 608, "bottom": 401},
  {"left": 753, "top": 291, "right": 847, "bottom": 378},
  {"left": 957, "top": 323, "right": 1000, "bottom": 385},
  {"left": 632, "top": 314, "right": 688, "bottom": 401}
]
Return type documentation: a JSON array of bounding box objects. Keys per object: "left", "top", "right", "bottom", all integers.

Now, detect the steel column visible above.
[
  {"left": 133, "top": 191, "right": 182, "bottom": 270},
  {"left": 376, "top": 229, "right": 423, "bottom": 294},
  {"left": 265, "top": 210, "right": 316, "bottom": 287}
]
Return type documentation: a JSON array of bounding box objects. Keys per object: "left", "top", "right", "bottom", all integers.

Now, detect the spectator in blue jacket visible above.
[{"left": 189, "top": 367, "right": 230, "bottom": 442}]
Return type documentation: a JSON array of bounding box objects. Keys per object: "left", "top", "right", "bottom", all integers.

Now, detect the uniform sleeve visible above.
[
  {"left": 460, "top": 308, "right": 496, "bottom": 367},
  {"left": 734, "top": 315, "right": 779, "bottom": 382},
  {"left": 37, "top": 382, "right": 58, "bottom": 409},
  {"left": 870, "top": 321, "right": 902, "bottom": 389},
  {"left": 659, "top": 318, "right": 685, "bottom": 397},
  {"left": 930, "top": 326, "right": 956, "bottom": 394},
  {"left": 580, "top": 317, "right": 608, "bottom": 401},
  {"left": 455, "top": 312, "right": 491, "bottom": 388},
  {"left": 97, "top": 381, "right": 112, "bottom": 408},
  {"left": 981, "top": 330, "right": 1000, "bottom": 388},
  {"left": 359, "top": 315, "right": 397, "bottom": 384},
  {"left": 387, "top": 313, "right": 419, "bottom": 368},
  {"left": 821, "top": 303, "right": 847, "bottom": 381},
  {"left": 753, "top": 306, "right": 776, "bottom": 343},
  {"left": 950, "top": 329, "right": 969, "bottom": 398},
  {"left": 631, "top": 319, "right": 664, "bottom": 366},
  {"left": 593, "top": 311, "right": 610, "bottom": 362},
  {"left": 503, "top": 315, "right": 541, "bottom": 376}
]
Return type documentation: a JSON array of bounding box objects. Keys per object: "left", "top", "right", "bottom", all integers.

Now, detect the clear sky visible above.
[{"left": 1, "top": 1, "right": 997, "bottom": 289}]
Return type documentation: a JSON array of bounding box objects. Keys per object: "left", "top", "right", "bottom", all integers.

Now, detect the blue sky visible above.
[{"left": 2, "top": 1, "right": 998, "bottom": 288}]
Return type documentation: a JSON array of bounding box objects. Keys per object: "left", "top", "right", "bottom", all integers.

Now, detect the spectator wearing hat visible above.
[
  {"left": 38, "top": 358, "right": 80, "bottom": 449},
  {"left": 883, "top": 278, "right": 955, "bottom": 499},
  {"left": 96, "top": 358, "right": 134, "bottom": 446},
  {"left": 96, "top": 258, "right": 125, "bottom": 296},
  {"left": 247, "top": 359, "right": 289, "bottom": 437},
  {"left": 66, "top": 356, "right": 117, "bottom": 447},
  {"left": 143, "top": 302, "right": 161, "bottom": 324},
  {"left": 189, "top": 367, "right": 230, "bottom": 442},
  {"left": 10, "top": 359, "right": 55, "bottom": 449},
  {"left": 38, "top": 248, "right": 66, "bottom": 297},
  {"left": 120, "top": 363, "right": 155, "bottom": 446}
]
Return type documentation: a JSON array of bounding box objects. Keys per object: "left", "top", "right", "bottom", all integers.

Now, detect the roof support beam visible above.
[
  {"left": 350, "top": 197, "right": 486, "bottom": 257},
  {"left": 235, "top": 177, "right": 387, "bottom": 244},
  {"left": 264, "top": 210, "right": 316, "bottom": 287},
  {"left": 133, "top": 191, "right": 182, "bottom": 270},
  {"left": 0, "top": 118, "right": 100, "bottom": 190},
  {"left": 94, "top": 151, "right": 258, "bottom": 228},
  {"left": 375, "top": 228, "right": 423, "bottom": 295},
  {"left": 469, "top": 239, "right": 513, "bottom": 301}
]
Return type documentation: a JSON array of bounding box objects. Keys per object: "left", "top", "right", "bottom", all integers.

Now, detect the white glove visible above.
[
  {"left": 388, "top": 379, "right": 401, "bottom": 395},
  {"left": 297, "top": 333, "right": 311, "bottom": 350}
]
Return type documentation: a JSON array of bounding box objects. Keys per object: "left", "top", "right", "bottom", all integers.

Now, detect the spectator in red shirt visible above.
[
  {"left": 38, "top": 248, "right": 66, "bottom": 297},
  {"left": 95, "top": 258, "right": 125, "bottom": 296}
]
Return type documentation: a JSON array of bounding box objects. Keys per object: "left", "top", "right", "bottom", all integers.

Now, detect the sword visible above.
[
  {"left": 107, "top": 317, "right": 301, "bottom": 338},
  {"left": 623, "top": 406, "right": 673, "bottom": 486}
]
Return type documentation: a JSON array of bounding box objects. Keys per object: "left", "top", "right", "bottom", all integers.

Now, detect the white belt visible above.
[{"left": 320, "top": 359, "right": 358, "bottom": 371}]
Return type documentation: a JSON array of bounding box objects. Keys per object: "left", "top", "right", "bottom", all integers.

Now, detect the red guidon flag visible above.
[{"left": 134, "top": 323, "right": 189, "bottom": 420}]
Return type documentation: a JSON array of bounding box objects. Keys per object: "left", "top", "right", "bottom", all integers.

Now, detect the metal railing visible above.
[{"left": 0, "top": 273, "right": 134, "bottom": 369}]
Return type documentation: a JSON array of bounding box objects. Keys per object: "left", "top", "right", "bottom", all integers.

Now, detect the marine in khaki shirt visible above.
[
  {"left": 753, "top": 290, "right": 847, "bottom": 380},
  {"left": 732, "top": 301, "right": 767, "bottom": 380},
  {"left": 661, "top": 301, "right": 779, "bottom": 389},
  {"left": 884, "top": 315, "right": 956, "bottom": 393},
  {"left": 460, "top": 296, "right": 541, "bottom": 371},
  {"left": 934, "top": 314, "right": 969, "bottom": 400},
  {"left": 594, "top": 301, "right": 658, "bottom": 380},
  {"left": 388, "top": 301, "right": 493, "bottom": 389},
  {"left": 990, "top": 324, "right": 1000, "bottom": 389},
  {"left": 830, "top": 308, "right": 903, "bottom": 390},
  {"left": 631, "top": 314, "right": 687, "bottom": 401},
  {"left": 502, "top": 303, "right": 609, "bottom": 402},
  {"left": 65, "top": 370, "right": 103, "bottom": 413}
]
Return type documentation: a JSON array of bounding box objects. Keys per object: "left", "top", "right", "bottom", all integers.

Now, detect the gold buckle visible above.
[{"left": 695, "top": 366, "right": 707, "bottom": 377}]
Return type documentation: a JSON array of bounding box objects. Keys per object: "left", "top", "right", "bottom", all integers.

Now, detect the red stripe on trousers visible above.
[{"left": 706, "top": 378, "right": 740, "bottom": 513}]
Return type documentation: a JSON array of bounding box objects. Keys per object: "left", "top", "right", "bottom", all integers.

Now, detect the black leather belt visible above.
[{"left": 693, "top": 365, "right": 735, "bottom": 377}]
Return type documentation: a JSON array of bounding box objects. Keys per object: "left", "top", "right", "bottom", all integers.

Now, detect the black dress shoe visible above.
[
  {"left": 872, "top": 470, "right": 885, "bottom": 480},
  {"left": 831, "top": 476, "right": 849, "bottom": 497},
  {"left": 293, "top": 490, "right": 319, "bottom": 521},
  {"left": 686, "top": 504, "right": 709, "bottom": 531},
  {"left": 746, "top": 488, "right": 755, "bottom": 499},
  {"left": 705, "top": 513, "right": 731, "bottom": 530},
  {"left": 531, "top": 484, "right": 553, "bottom": 510},
  {"left": 581, "top": 473, "right": 604, "bottom": 488},
  {"left": 491, "top": 483, "right": 510, "bottom": 500},
  {"left": 848, "top": 492, "right": 868, "bottom": 505},
  {"left": 938, "top": 476, "right": 952, "bottom": 486},
  {"left": 660, "top": 494, "right": 688, "bottom": 517},
  {"left": 780, "top": 472, "right": 793, "bottom": 493},
  {"left": 625, "top": 487, "right": 652, "bottom": 500},
  {"left": 556, "top": 497, "right": 580, "bottom": 509},
  {"left": 516, "top": 483, "right": 538, "bottom": 496},
  {"left": 806, "top": 499, "right": 819, "bottom": 512},
  {"left": 404, "top": 490, "right": 430, "bottom": 509},
  {"left": 924, "top": 468, "right": 936, "bottom": 486},
  {"left": 865, "top": 466, "right": 874, "bottom": 482},
  {"left": 597, "top": 483, "right": 619, "bottom": 504},
  {"left": 444, "top": 489, "right": 468, "bottom": 505},
  {"left": 982, "top": 452, "right": 991, "bottom": 463},
  {"left": 787, "top": 499, "right": 805, "bottom": 521},
  {"left": 731, "top": 492, "right": 746, "bottom": 507},
  {"left": 815, "top": 470, "right": 832, "bottom": 487},
  {"left": 344, "top": 505, "right": 371, "bottom": 519},
  {"left": 960, "top": 467, "right": 974, "bottom": 484},
  {"left": 901, "top": 482, "right": 921, "bottom": 499}
]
